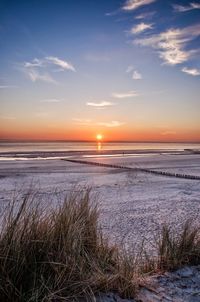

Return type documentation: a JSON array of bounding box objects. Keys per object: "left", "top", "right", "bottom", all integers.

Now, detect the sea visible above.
[{"left": 0, "top": 141, "right": 199, "bottom": 160}]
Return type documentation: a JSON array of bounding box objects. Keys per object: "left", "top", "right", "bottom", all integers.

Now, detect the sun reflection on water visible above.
[{"left": 97, "top": 142, "right": 102, "bottom": 151}]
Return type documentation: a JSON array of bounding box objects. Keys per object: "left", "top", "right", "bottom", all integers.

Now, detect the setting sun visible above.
[{"left": 96, "top": 134, "right": 103, "bottom": 141}]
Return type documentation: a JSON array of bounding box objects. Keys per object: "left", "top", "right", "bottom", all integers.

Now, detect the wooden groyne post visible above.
[{"left": 62, "top": 159, "right": 200, "bottom": 181}]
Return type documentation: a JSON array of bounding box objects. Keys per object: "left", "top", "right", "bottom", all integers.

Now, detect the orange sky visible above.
[{"left": 1, "top": 120, "right": 200, "bottom": 142}]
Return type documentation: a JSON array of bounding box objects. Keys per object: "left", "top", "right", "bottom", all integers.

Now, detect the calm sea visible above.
[{"left": 0, "top": 141, "right": 199, "bottom": 154}]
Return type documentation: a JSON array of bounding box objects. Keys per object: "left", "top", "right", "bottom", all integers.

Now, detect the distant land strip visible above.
[{"left": 62, "top": 159, "right": 200, "bottom": 181}]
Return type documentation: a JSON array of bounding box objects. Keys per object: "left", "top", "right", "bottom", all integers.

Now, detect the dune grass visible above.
[
  {"left": 0, "top": 190, "right": 137, "bottom": 301},
  {"left": 141, "top": 221, "right": 200, "bottom": 275},
  {"left": 0, "top": 189, "right": 199, "bottom": 301},
  {"left": 156, "top": 220, "right": 200, "bottom": 270}
]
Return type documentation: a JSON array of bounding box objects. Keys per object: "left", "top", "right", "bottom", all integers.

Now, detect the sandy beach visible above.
[{"left": 1, "top": 152, "right": 200, "bottom": 252}]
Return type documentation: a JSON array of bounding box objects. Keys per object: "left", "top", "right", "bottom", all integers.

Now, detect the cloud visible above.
[
  {"left": 135, "top": 11, "right": 156, "bottom": 19},
  {"left": 24, "top": 57, "right": 76, "bottom": 72},
  {"left": 126, "top": 65, "right": 135, "bottom": 73},
  {"left": 40, "top": 98, "right": 62, "bottom": 103},
  {"left": 72, "top": 118, "right": 125, "bottom": 127},
  {"left": 131, "top": 22, "right": 153, "bottom": 34},
  {"left": 132, "top": 70, "right": 142, "bottom": 79},
  {"left": 45, "top": 56, "right": 76, "bottom": 71},
  {"left": 86, "top": 101, "right": 114, "bottom": 107},
  {"left": 105, "top": 9, "right": 120, "bottom": 17},
  {"left": 182, "top": 67, "right": 200, "bottom": 76},
  {"left": 72, "top": 118, "right": 92, "bottom": 126},
  {"left": 123, "top": 0, "right": 156, "bottom": 11},
  {"left": 126, "top": 66, "right": 142, "bottom": 79},
  {"left": 24, "top": 68, "right": 57, "bottom": 84},
  {"left": 161, "top": 130, "right": 176, "bottom": 136},
  {"left": 135, "top": 24, "right": 200, "bottom": 65},
  {"left": 24, "top": 58, "right": 44, "bottom": 68},
  {"left": 173, "top": 2, "right": 200, "bottom": 12},
  {"left": 112, "top": 91, "right": 138, "bottom": 98},
  {"left": 97, "top": 121, "right": 125, "bottom": 127},
  {"left": 22, "top": 56, "right": 75, "bottom": 84}
]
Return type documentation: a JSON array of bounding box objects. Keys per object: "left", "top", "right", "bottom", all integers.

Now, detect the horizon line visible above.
[{"left": 0, "top": 139, "right": 200, "bottom": 144}]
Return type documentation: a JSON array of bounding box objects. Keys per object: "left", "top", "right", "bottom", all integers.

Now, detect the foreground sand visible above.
[
  {"left": 0, "top": 153, "right": 200, "bottom": 252},
  {"left": 94, "top": 265, "right": 200, "bottom": 302}
]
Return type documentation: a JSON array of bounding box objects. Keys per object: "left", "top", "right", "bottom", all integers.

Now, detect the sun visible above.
[{"left": 96, "top": 134, "right": 103, "bottom": 141}]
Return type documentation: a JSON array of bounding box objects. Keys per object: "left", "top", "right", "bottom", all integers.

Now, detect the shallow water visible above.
[{"left": 0, "top": 141, "right": 199, "bottom": 160}]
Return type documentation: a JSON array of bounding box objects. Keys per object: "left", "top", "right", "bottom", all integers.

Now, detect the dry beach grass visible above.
[
  {"left": 0, "top": 189, "right": 137, "bottom": 301},
  {"left": 0, "top": 189, "right": 199, "bottom": 301},
  {"left": 142, "top": 221, "right": 200, "bottom": 274}
]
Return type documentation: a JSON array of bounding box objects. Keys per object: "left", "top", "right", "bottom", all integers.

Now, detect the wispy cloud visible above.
[
  {"left": 22, "top": 56, "right": 75, "bottom": 84},
  {"left": 86, "top": 101, "right": 114, "bottom": 107},
  {"left": 126, "top": 66, "right": 142, "bottom": 79},
  {"left": 97, "top": 121, "right": 125, "bottom": 127},
  {"left": 135, "top": 24, "right": 200, "bottom": 65},
  {"left": 112, "top": 91, "right": 138, "bottom": 98},
  {"left": 72, "top": 118, "right": 125, "bottom": 127},
  {"left": 45, "top": 56, "right": 76, "bottom": 71},
  {"left": 161, "top": 130, "right": 176, "bottom": 136},
  {"left": 105, "top": 9, "right": 121, "bottom": 17},
  {"left": 24, "top": 56, "right": 75, "bottom": 71},
  {"left": 173, "top": 2, "right": 200, "bottom": 12},
  {"left": 40, "top": 98, "right": 63, "bottom": 103},
  {"left": 126, "top": 65, "right": 134, "bottom": 73},
  {"left": 123, "top": 0, "right": 156, "bottom": 11},
  {"left": 72, "top": 118, "right": 92, "bottom": 126},
  {"left": 182, "top": 67, "right": 200, "bottom": 76},
  {"left": 131, "top": 22, "right": 153, "bottom": 34},
  {"left": 24, "top": 68, "right": 57, "bottom": 84},
  {"left": 135, "top": 11, "right": 156, "bottom": 19},
  {"left": 24, "top": 58, "right": 43, "bottom": 68},
  {"left": 132, "top": 70, "right": 142, "bottom": 79}
]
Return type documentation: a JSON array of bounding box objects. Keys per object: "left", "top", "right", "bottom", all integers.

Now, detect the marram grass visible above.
[
  {"left": 0, "top": 189, "right": 199, "bottom": 302},
  {"left": 0, "top": 190, "right": 137, "bottom": 302}
]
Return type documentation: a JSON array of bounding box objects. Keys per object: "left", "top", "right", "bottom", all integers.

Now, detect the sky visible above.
[{"left": 0, "top": 0, "right": 200, "bottom": 142}]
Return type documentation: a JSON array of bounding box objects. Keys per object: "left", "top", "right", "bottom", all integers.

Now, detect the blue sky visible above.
[{"left": 0, "top": 0, "right": 200, "bottom": 141}]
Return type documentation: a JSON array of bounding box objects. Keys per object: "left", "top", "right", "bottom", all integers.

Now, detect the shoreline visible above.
[{"left": 0, "top": 148, "right": 199, "bottom": 160}]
